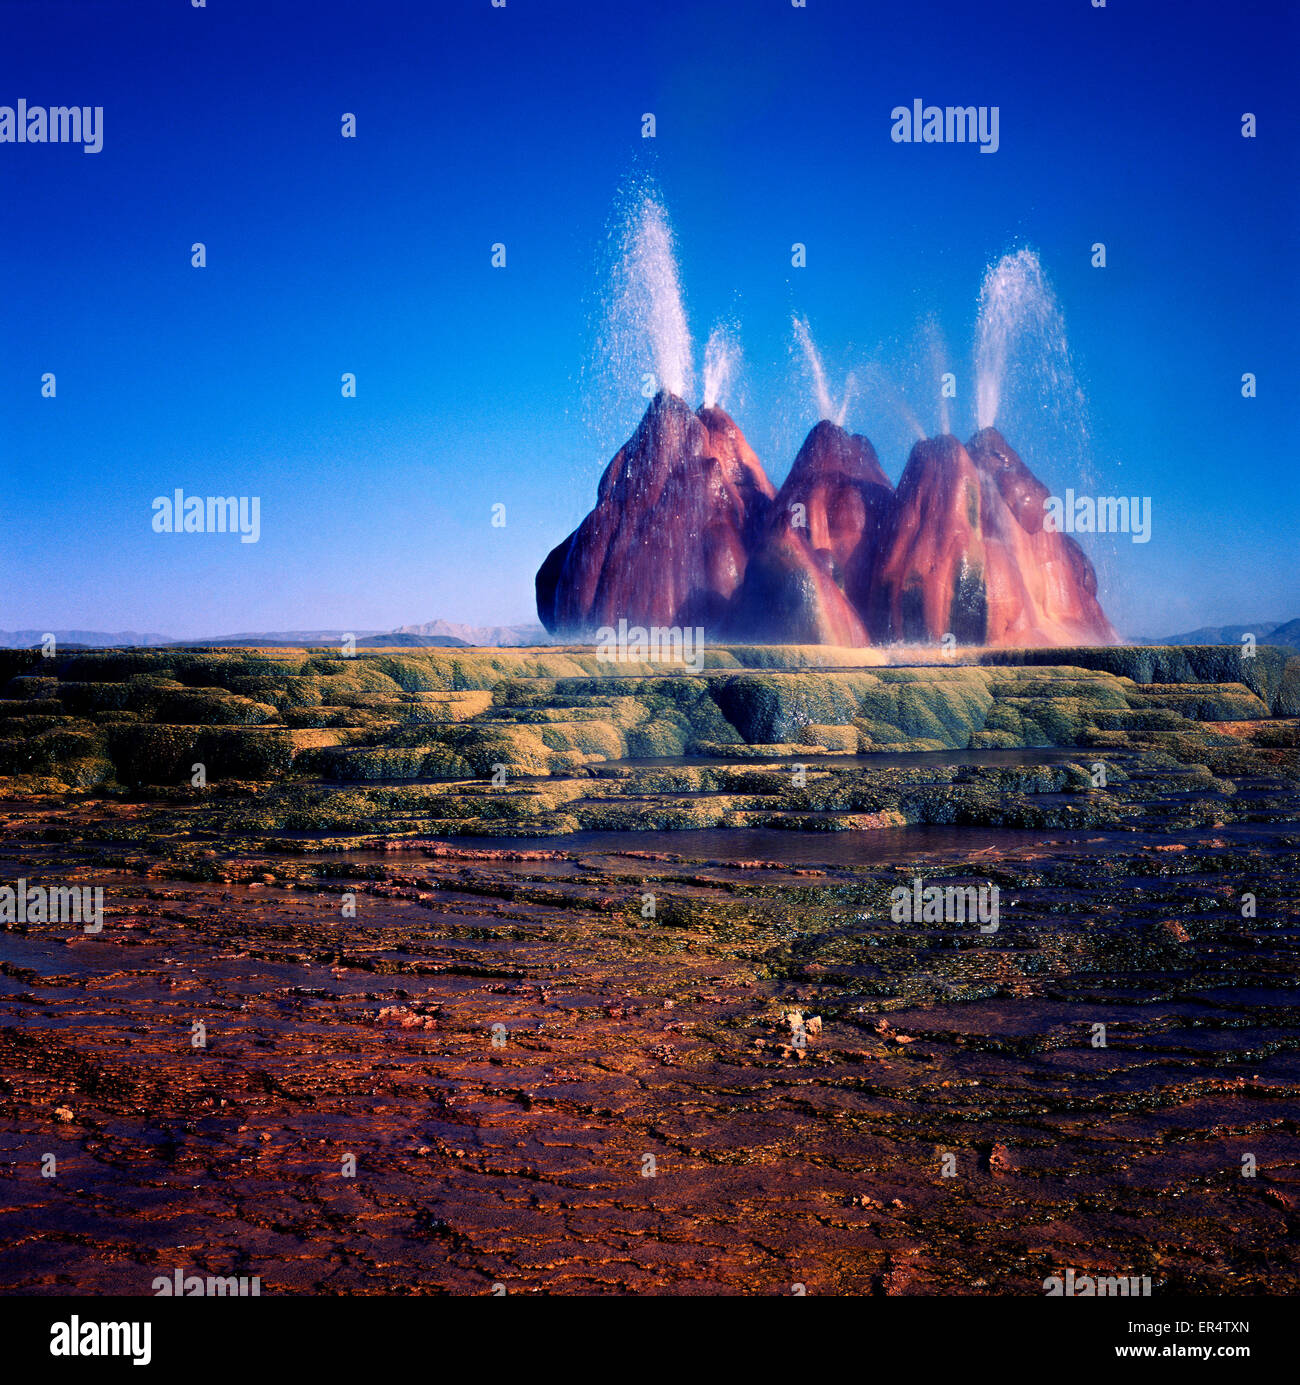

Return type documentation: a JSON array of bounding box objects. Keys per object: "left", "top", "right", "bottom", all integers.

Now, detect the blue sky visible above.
[{"left": 1, "top": 0, "right": 1296, "bottom": 638}]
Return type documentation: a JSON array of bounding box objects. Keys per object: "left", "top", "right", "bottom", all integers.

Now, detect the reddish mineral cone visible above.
[
  {"left": 537, "top": 402, "right": 1117, "bottom": 649},
  {"left": 696, "top": 403, "right": 775, "bottom": 549},
  {"left": 537, "top": 392, "right": 773, "bottom": 636},
  {"left": 728, "top": 419, "right": 891, "bottom": 647},
  {"left": 727, "top": 522, "right": 869, "bottom": 646},
  {"left": 965, "top": 427, "right": 1117, "bottom": 646},
  {"left": 867, "top": 431, "right": 1117, "bottom": 647},
  {"left": 867, "top": 434, "right": 992, "bottom": 644},
  {"left": 770, "top": 419, "right": 896, "bottom": 612}
]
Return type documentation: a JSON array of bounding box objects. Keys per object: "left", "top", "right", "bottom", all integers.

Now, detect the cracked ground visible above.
[{"left": 1, "top": 787, "right": 1297, "bottom": 1295}]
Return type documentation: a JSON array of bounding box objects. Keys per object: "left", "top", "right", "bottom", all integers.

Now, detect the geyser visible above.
[
  {"left": 540, "top": 403, "right": 1116, "bottom": 648},
  {"left": 702, "top": 325, "right": 741, "bottom": 410},
  {"left": 974, "top": 248, "right": 1069, "bottom": 432},
  {"left": 604, "top": 192, "right": 694, "bottom": 403},
  {"left": 793, "top": 315, "right": 852, "bottom": 425},
  {"left": 556, "top": 191, "right": 1117, "bottom": 650},
  {"left": 731, "top": 419, "right": 894, "bottom": 646},
  {"left": 866, "top": 428, "right": 1118, "bottom": 647}
]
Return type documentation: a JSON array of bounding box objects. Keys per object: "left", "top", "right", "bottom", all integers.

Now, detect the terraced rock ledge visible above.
[{"left": 0, "top": 644, "right": 1297, "bottom": 1294}]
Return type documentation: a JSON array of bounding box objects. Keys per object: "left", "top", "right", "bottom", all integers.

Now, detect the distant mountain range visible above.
[
  {"left": 2, "top": 618, "right": 1294, "bottom": 651},
  {"left": 1134, "top": 619, "right": 1300, "bottom": 649},
  {"left": 0, "top": 629, "right": 176, "bottom": 647},
  {"left": 0, "top": 628, "right": 378, "bottom": 649},
  {"left": 391, "top": 619, "right": 552, "bottom": 647},
  {"left": 0, "top": 621, "right": 552, "bottom": 650}
]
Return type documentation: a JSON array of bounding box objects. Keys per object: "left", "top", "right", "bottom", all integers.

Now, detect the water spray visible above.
[
  {"left": 702, "top": 325, "right": 741, "bottom": 409},
  {"left": 793, "top": 314, "right": 852, "bottom": 425}
]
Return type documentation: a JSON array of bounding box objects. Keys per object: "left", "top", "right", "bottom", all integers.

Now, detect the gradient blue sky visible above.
[{"left": 2, "top": 0, "right": 1296, "bottom": 638}]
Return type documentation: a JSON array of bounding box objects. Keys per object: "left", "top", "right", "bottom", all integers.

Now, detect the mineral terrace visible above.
[{"left": 0, "top": 643, "right": 1297, "bottom": 1294}]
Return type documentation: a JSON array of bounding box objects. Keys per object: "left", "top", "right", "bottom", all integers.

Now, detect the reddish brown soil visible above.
[{"left": 1, "top": 797, "right": 1297, "bottom": 1295}]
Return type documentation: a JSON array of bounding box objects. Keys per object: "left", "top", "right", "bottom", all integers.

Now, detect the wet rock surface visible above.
[
  {"left": 538, "top": 394, "right": 768, "bottom": 635},
  {"left": 1, "top": 795, "right": 1297, "bottom": 1294},
  {"left": 730, "top": 421, "right": 891, "bottom": 646},
  {"left": 536, "top": 394, "right": 1118, "bottom": 648},
  {"left": 1, "top": 647, "right": 1297, "bottom": 1294},
  {"left": 870, "top": 432, "right": 1115, "bottom": 647}
]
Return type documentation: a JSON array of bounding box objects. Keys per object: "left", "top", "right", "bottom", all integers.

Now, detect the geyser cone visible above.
[
  {"left": 536, "top": 392, "right": 773, "bottom": 636},
  {"left": 967, "top": 427, "right": 1049, "bottom": 531},
  {"left": 965, "top": 427, "right": 1118, "bottom": 646},
  {"left": 696, "top": 404, "right": 775, "bottom": 547},
  {"left": 727, "top": 525, "right": 869, "bottom": 647},
  {"left": 868, "top": 428, "right": 1120, "bottom": 647},
  {"left": 535, "top": 406, "right": 1118, "bottom": 651},
  {"left": 727, "top": 420, "right": 889, "bottom": 648},
  {"left": 869, "top": 434, "right": 991, "bottom": 644},
  {"left": 774, "top": 420, "right": 896, "bottom": 612}
]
